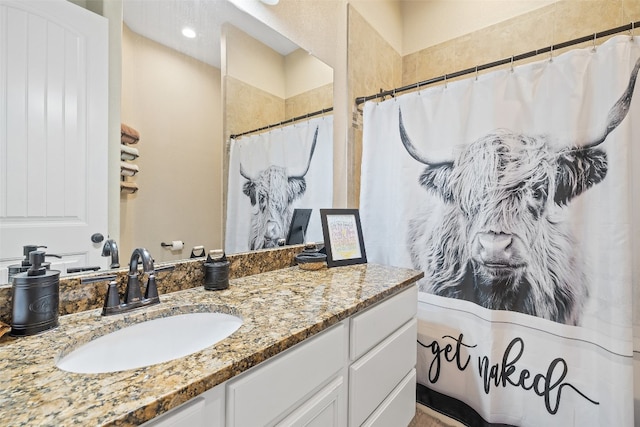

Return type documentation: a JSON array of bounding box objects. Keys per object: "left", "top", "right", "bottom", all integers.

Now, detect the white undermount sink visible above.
[{"left": 56, "top": 312, "right": 243, "bottom": 374}]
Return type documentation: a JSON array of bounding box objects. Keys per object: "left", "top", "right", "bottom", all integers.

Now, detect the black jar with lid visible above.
[{"left": 204, "top": 252, "right": 230, "bottom": 291}]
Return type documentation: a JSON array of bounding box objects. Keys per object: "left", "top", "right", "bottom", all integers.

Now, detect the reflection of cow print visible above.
[
  {"left": 400, "top": 58, "right": 640, "bottom": 325},
  {"left": 241, "top": 128, "right": 318, "bottom": 250}
]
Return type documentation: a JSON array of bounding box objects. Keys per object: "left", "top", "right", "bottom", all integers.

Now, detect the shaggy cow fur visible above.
[
  {"left": 241, "top": 127, "right": 318, "bottom": 250},
  {"left": 400, "top": 58, "right": 640, "bottom": 325}
]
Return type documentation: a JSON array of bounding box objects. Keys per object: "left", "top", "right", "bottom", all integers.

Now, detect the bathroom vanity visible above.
[{"left": 0, "top": 262, "right": 422, "bottom": 426}]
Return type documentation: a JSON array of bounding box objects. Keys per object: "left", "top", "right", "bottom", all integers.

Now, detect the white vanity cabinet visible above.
[
  {"left": 348, "top": 285, "right": 418, "bottom": 426},
  {"left": 142, "top": 284, "right": 417, "bottom": 427}
]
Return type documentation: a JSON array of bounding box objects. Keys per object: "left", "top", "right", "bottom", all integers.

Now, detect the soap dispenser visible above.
[
  {"left": 7, "top": 245, "right": 60, "bottom": 282},
  {"left": 10, "top": 251, "right": 61, "bottom": 336},
  {"left": 8, "top": 245, "right": 47, "bottom": 281}
]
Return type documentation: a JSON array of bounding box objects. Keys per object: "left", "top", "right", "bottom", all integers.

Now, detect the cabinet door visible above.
[
  {"left": 227, "top": 322, "right": 346, "bottom": 427},
  {"left": 362, "top": 369, "right": 416, "bottom": 427},
  {"left": 276, "top": 376, "right": 346, "bottom": 427},
  {"left": 349, "top": 318, "right": 417, "bottom": 427},
  {"left": 0, "top": 0, "right": 109, "bottom": 284}
]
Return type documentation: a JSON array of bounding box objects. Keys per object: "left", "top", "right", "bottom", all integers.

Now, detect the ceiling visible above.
[{"left": 122, "top": 0, "right": 299, "bottom": 69}]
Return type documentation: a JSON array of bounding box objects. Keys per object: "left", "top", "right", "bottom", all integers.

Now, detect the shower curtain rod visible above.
[
  {"left": 355, "top": 20, "right": 640, "bottom": 105},
  {"left": 229, "top": 107, "right": 333, "bottom": 139}
]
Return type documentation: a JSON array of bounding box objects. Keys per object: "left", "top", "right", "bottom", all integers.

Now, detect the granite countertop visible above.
[{"left": 0, "top": 263, "right": 422, "bottom": 426}]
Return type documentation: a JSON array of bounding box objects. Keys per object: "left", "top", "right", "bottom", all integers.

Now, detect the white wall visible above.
[
  {"left": 285, "top": 49, "right": 333, "bottom": 98},
  {"left": 226, "top": 27, "right": 333, "bottom": 100},
  {"left": 227, "top": 24, "right": 286, "bottom": 98}
]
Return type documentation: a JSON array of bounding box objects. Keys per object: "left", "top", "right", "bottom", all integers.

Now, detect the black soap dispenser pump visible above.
[
  {"left": 7, "top": 245, "right": 48, "bottom": 281},
  {"left": 10, "top": 251, "right": 61, "bottom": 336}
]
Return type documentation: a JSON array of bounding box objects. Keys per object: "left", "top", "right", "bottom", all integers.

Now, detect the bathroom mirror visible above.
[
  {"left": 222, "top": 23, "right": 334, "bottom": 254},
  {"left": 121, "top": 0, "right": 333, "bottom": 260}
]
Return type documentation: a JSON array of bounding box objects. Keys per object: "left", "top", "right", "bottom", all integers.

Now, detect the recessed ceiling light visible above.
[{"left": 182, "top": 27, "right": 196, "bottom": 39}]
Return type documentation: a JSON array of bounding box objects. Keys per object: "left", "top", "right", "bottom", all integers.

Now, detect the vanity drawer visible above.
[
  {"left": 226, "top": 322, "right": 346, "bottom": 427},
  {"left": 350, "top": 285, "right": 417, "bottom": 361},
  {"left": 349, "top": 318, "right": 417, "bottom": 427},
  {"left": 142, "top": 382, "right": 225, "bottom": 427},
  {"left": 142, "top": 397, "right": 205, "bottom": 427},
  {"left": 362, "top": 369, "right": 416, "bottom": 427}
]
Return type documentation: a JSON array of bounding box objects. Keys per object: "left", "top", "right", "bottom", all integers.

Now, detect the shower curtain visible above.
[
  {"left": 359, "top": 36, "right": 640, "bottom": 426},
  {"left": 226, "top": 116, "right": 333, "bottom": 254}
]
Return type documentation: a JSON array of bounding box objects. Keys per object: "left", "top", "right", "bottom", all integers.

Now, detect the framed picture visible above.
[{"left": 320, "top": 209, "right": 367, "bottom": 267}]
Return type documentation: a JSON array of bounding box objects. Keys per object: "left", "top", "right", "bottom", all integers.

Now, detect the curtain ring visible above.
[
  {"left": 592, "top": 33, "right": 597, "bottom": 52},
  {"left": 475, "top": 65, "right": 478, "bottom": 81},
  {"left": 631, "top": 22, "right": 635, "bottom": 40},
  {"left": 444, "top": 74, "right": 447, "bottom": 88},
  {"left": 379, "top": 87, "right": 385, "bottom": 101},
  {"left": 549, "top": 45, "right": 553, "bottom": 62},
  {"left": 510, "top": 55, "right": 514, "bottom": 72}
]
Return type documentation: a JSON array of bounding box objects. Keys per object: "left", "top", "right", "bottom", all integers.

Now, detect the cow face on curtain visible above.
[
  {"left": 225, "top": 116, "right": 333, "bottom": 255},
  {"left": 239, "top": 127, "right": 318, "bottom": 250},
  {"left": 397, "top": 58, "right": 640, "bottom": 326}
]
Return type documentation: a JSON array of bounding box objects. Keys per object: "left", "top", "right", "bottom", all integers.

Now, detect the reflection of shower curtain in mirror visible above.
[
  {"left": 226, "top": 116, "right": 333, "bottom": 254},
  {"left": 359, "top": 36, "right": 640, "bottom": 426}
]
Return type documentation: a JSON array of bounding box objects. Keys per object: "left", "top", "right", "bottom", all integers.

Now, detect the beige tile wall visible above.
[
  {"left": 285, "top": 83, "right": 334, "bottom": 120},
  {"left": 403, "top": 0, "right": 640, "bottom": 88},
  {"left": 226, "top": 76, "right": 285, "bottom": 138}
]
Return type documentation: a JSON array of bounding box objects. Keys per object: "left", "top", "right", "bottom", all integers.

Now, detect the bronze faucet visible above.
[
  {"left": 101, "top": 239, "right": 120, "bottom": 269},
  {"left": 101, "top": 248, "right": 164, "bottom": 316}
]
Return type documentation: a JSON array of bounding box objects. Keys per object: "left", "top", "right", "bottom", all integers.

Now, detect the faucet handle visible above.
[
  {"left": 144, "top": 274, "right": 159, "bottom": 302},
  {"left": 102, "top": 281, "right": 122, "bottom": 315},
  {"left": 124, "top": 273, "right": 142, "bottom": 304}
]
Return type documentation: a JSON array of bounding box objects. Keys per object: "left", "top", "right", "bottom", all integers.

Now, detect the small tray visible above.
[{"left": 294, "top": 252, "right": 327, "bottom": 271}]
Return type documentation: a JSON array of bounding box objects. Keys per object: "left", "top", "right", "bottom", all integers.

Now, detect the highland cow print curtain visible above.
[
  {"left": 226, "top": 116, "right": 333, "bottom": 254},
  {"left": 360, "top": 36, "right": 640, "bottom": 426}
]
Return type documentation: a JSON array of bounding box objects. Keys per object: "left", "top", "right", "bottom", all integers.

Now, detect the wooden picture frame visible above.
[{"left": 320, "top": 209, "right": 367, "bottom": 267}]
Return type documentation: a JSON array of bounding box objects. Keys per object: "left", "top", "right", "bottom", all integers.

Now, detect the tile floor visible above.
[{"left": 409, "top": 405, "right": 458, "bottom": 427}]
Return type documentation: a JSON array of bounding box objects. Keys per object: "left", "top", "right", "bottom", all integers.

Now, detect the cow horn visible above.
[
  {"left": 290, "top": 126, "right": 319, "bottom": 179},
  {"left": 239, "top": 162, "right": 254, "bottom": 181},
  {"left": 578, "top": 57, "right": 640, "bottom": 149},
  {"left": 399, "top": 109, "right": 453, "bottom": 166}
]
